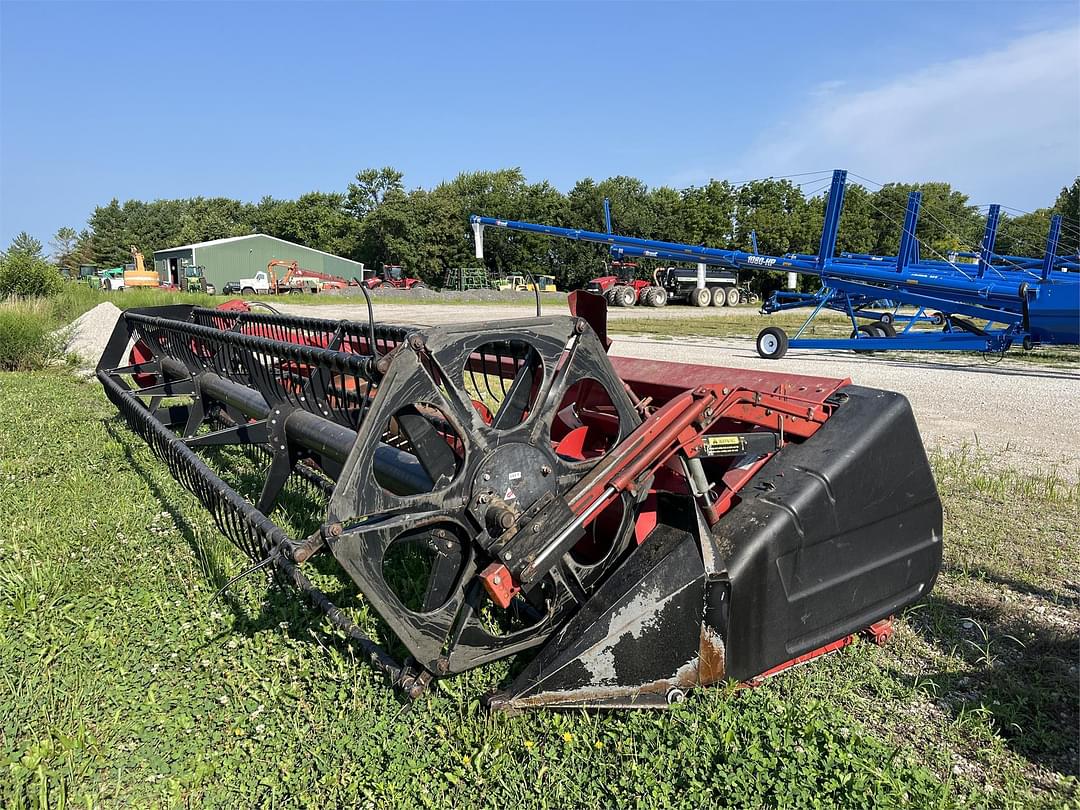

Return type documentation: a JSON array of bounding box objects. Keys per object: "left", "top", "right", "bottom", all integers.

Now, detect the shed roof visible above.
[{"left": 153, "top": 233, "right": 363, "bottom": 266}]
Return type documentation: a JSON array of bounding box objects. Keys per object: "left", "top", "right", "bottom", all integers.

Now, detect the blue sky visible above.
[{"left": 2, "top": 1, "right": 1078, "bottom": 248}]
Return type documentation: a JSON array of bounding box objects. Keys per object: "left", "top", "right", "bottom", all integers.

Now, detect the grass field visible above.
[{"left": 1, "top": 370, "right": 1077, "bottom": 808}]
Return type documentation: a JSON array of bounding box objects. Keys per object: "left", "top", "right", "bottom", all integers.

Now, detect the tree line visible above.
[{"left": 30, "top": 168, "right": 1080, "bottom": 292}]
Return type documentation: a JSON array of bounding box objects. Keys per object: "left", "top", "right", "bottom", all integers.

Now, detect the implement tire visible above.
[
  {"left": 691, "top": 287, "right": 711, "bottom": 307},
  {"left": 756, "top": 327, "right": 789, "bottom": 360},
  {"left": 725, "top": 286, "right": 741, "bottom": 307}
]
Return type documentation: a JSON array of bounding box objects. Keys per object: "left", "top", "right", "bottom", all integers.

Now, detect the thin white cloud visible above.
[{"left": 714, "top": 27, "right": 1080, "bottom": 208}]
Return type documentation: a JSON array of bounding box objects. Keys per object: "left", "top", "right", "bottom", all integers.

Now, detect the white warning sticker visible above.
[{"left": 504, "top": 487, "right": 517, "bottom": 501}]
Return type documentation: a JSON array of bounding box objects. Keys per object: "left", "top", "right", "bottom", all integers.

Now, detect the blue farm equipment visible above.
[{"left": 470, "top": 170, "right": 1079, "bottom": 358}]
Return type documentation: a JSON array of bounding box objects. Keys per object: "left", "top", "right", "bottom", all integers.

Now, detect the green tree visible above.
[
  {"left": 1052, "top": 177, "right": 1079, "bottom": 258},
  {"left": 869, "top": 183, "right": 982, "bottom": 258},
  {"left": 0, "top": 233, "right": 64, "bottom": 297},
  {"left": 833, "top": 183, "right": 876, "bottom": 255},
  {"left": 49, "top": 228, "right": 82, "bottom": 278},
  {"left": 996, "top": 209, "right": 1053, "bottom": 258},
  {"left": 6, "top": 231, "right": 44, "bottom": 259},
  {"left": 678, "top": 181, "right": 737, "bottom": 247},
  {"left": 345, "top": 167, "right": 405, "bottom": 219}
]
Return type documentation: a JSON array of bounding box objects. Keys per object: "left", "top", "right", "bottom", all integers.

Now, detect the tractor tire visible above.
[
  {"left": 604, "top": 288, "right": 618, "bottom": 305},
  {"left": 614, "top": 286, "right": 637, "bottom": 307},
  {"left": 412, "top": 283, "right": 427, "bottom": 290},
  {"left": 725, "top": 286, "right": 741, "bottom": 307},
  {"left": 650, "top": 287, "right": 668, "bottom": 307},
  {"left": 691, "top": 287, "right": 711, "bottom": 307},
  {"left": 756, "top": 327, "right": 789, "bottom": 359},
  {"left": 710, "top": 286, "right": 726, "bottom": 307}
]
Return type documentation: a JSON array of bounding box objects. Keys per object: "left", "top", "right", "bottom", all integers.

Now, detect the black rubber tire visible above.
[
  {"left": 242, "top": 287, "right": 255, "bottom": 295},
  {"left": 877, "top": 321, "right": 897, "bottom": 338},
  {"left": 615, "top": 286, "right": 637, "bottom": 307},
  {"left": 930, "top": 312, "right": 945, "bottom": 326},
  {"left": 412, "top": 283, "right": 427, "bottom": 290},
  {"left": 710, "top": 286, "right": 726, "bottom": 307},
  {"left": 650, "top": 287, "right": 668, "bottom": 307},
  {"left": 691, "top": 287, "right": 711, "bottom": 307},
  {"left": 852, "top": 324, "right": 879, "bottom": 352},
  {"left": 1022, "top": 335, "right": 1034, "bottom": 351},
  {"left": 725, "top": 286, "right": 741, "bottom": 307},
  {"left": 879, "top": 311, "right": 894, "bottom": 325},
  {"left": 756, "top": 327, "right": 789, "bottom": 359}
]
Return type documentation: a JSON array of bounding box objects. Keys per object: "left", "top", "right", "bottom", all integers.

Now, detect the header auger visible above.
[{"left": 98, "top": 295, "right": 942, "bottom": 709}]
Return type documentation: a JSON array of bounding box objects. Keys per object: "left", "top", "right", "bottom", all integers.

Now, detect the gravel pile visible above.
[{"left": 58, "top": 302, "right": 122, "bottom": 368}]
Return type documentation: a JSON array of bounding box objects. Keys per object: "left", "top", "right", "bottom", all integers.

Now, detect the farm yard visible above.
[
  {"left": 3, "top": 2, "right": 1079, "bottom": 802},
  {"left": 1, "top": 288, "right": 1078, "bottom": 808}
]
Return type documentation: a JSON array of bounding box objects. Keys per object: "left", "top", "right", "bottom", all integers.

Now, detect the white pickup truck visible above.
[{"left": 222, "top": 270, "right": 317, "bottom": 296}]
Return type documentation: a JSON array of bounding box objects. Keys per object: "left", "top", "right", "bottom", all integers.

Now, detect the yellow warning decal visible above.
[{"left": 702, "top": 435, "right": 746, "bottom": 456}]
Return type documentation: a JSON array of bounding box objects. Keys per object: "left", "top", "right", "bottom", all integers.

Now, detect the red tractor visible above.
[
  {"left": 583, "top": 262, "right": 667, "bottom": 307},
  {"left": 364, "top": 265, "right": 426, "bottom": 291},
  {"left": 585, "top": 261, "right": 742, "bottom": 308}
]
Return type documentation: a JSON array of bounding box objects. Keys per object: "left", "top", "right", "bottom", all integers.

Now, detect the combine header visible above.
[
  {"left": 98, "top": 295, "right": 941, "bottom": 709},
  {"left": 471, "top": 170, "right": 1079, "bottom": 358}
]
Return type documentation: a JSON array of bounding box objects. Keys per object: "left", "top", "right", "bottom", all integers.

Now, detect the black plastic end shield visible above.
[{"left": 719, "top": 385, "right": 942, "bottom": 681}]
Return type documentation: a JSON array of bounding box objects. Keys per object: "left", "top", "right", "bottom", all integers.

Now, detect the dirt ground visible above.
[{"left": 277, "top": 301, "right": 1080, "bottom": 478}]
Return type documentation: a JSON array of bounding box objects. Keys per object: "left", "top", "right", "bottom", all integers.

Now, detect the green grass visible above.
[
  {"left": 1, "top": 371, "right": 1077, "bottom": 808},
  {"left": 0, "top": 298, "right": 64, "bottom": 370}
]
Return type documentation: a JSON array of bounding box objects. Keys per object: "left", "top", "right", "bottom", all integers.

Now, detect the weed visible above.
[{"left": 0, "top": 297, "right": 62, "bottom": 370}]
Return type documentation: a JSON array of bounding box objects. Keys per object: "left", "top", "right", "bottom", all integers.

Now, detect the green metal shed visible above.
[{"left": 153, "top": 235, "right": 365, "bottom": 291}]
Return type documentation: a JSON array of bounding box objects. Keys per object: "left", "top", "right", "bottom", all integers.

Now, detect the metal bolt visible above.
[
  {"left": 328, "top": 523, "right": 343, "bottom": 537},
  {"left": 540, "top": 465, "right": 551, "bottom": 476},
  {"left": 666, "top": 687, "right": 686, "bottom": 705},
  {"left": 492, "top": 575, "right": 502, "bottom": 585},
  {"left": 483, "top": 472, "right": 491, "bottom": 481}
]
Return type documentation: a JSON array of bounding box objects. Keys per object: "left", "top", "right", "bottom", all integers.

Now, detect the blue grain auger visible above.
[{"left": 470, "top": 170, "right": 1079, "bottom": 358}]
